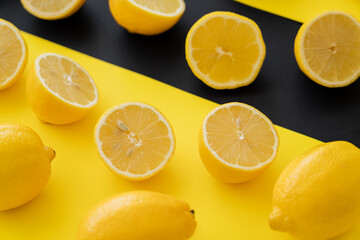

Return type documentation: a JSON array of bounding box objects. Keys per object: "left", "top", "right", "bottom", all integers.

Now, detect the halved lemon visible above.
[
  {"left": 199, "top": 102, "right": 279, "bottom": 183},
  {"left": 94, "top": 102, "right": 175, "bottom": 181},
  {"left": 109, "top": 0, "right": 185, "bottom": 35},
  {"left": 185, "top": 11, "right": 266, "bottom": 89},
  {"left": 20, "top": 0, "right": 86, "bottom": 20},
  {"left": 26, "top": 53, "right": 98, "bottom": 125},
  {"left": 295, "top": 11, "right": 360, "bottom": 87},
  {"left": 0, "top": 19, "right": 27, "bottom": 91}
]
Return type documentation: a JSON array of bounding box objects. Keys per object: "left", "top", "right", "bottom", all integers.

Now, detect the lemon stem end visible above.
[{"left": 45, "top": 146, "right": 56, "bottom": 162}]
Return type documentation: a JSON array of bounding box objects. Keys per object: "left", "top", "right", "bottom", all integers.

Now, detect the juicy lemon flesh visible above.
[
  {"left": 0, "top": 24, "right": 23, "bottom": 85},
  {"left": 133, "top": 0, "right": 180, "bottom": 14},
  {"left": 38, "top": 55, "right": 96, "bottom": 106},
  {"left": 303, "top": 13, "right": 360, "bottom": 83},
  {"left": 205, "top": 105, "right": 276, "bottom": 168},
  {"left": 98, "top": 105, "right": 173, "bottom": 175},
  {"left": 24, "top": 0, "right": 74, "bottom": 13},
  {"left": 188, "top": 13, "right": 264, "bottom": 87}
]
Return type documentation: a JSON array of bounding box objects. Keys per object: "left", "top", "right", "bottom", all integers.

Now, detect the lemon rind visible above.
[
  {"left": 94, "top": 102, "right": 175, "bottom": 180},
  {"left": 35, "top": 53, "right": 98, "bottom": 108},
  {"left": 202, "top": 102, "right": 279, "bottom": 171}
]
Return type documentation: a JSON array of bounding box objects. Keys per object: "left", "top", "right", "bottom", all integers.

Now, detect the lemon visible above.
[
  {"left": 94, "top": 102, "right": 175, "bottom": 181},
  {"left": 185, "top": 11, "right": 265, "bottom": 89},
  {"left": 109, "top": 0, "right": 185, "bottom": 35},
  {"left": 269, "top": 141, "right": 360, "bottom": 240},
  {"left": 26, "top": 53, "right": 98, "bottom": 125},
  {"left": 294, "top": 11, "right": 360, "bottom": 87},
  {"left": 20, "top": 0, "right": 86, "bottom": 20},
  {"left": 199, "top": 102, "right": 279, "bottom": 183},
  {"left": 77, "top": 191, "right": 196, "bottom": 240},
  {"left": 0, "top": 123, "right": 55, "bottom": 211},
  {"left": 0, "top": 19, "right": 27, "bottom": 91}
]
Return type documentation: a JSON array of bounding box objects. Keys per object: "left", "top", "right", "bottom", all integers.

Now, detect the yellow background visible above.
[
  {"left": 235, "top": 0, "right": 360, "bottom": 22},
  {"left": 0, "top": 32, "right": 359, "bottom": 239}
]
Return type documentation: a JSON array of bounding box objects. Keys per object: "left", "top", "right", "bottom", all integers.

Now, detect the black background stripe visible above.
[{"left": 1, "top": 0, "right": 360, "bottom": 146}]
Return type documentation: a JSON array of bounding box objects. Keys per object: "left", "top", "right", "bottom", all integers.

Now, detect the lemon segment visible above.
[
  {"left": 294, "top": 11, "right": 360, "bottom": 87},
  {"left": 109, "top": 0, "right": 185, "bottom": 35},
  {"left": 94, "top": 102, "right": 175, "bottom": 181},
  {"left": 199, "top": 102, "right": 279, "bottom": 183},
  {"left": 270, "top": 141, "right": 360, "bottom": 240},
  {"left": 0, "top": 123, "right": 55, "bottom": 211},
  {"left": 26, "top": 53, "right": 98, "bottom": 125},
  {"left": 0, "top": 19, "right": 27, "bottom": 91},
  {"left": 20, "top": 0, "right": 86, "bottom": 20},
  {"left": 186, "top": 12, "right": 265, "bottom": 89},
  {"left": 77, "top": 191, "right": 196, "bottom": 240}
]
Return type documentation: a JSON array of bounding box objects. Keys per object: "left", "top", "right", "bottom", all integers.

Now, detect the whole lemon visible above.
[
  {"left": 0, "top": 123, "right": 55, "bottom": 211},
  {"left": 77, "top": 191, "right": 197, "bottom": 240},
  {"left": 269, "top": 141, "right": 360, "bottom": 240}
]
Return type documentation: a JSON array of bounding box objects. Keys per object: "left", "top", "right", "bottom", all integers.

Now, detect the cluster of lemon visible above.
[
  {"left": 187, "top": 11, "right": 360, "bottom": 89},
  {"left": 1, "top": 0, "right": 360, "bottom": 240},
  {"left": 18, "top": 0, "right": 360, "bottom": 89}
]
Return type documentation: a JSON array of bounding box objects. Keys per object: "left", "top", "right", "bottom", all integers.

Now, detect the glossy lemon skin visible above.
[
  {"left": 0, "top": 123, "right": 55, "bottom": 211},
  {"left": 269, "top": 141, "right": 360, "bottom": 240},
  {"left": 77, "top": 191, "right": 196, "bottom": 240}
]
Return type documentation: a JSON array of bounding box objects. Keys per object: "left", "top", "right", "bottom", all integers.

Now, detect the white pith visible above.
[{"left": 128, "top": 0, "right": 185, "bottom": 17}]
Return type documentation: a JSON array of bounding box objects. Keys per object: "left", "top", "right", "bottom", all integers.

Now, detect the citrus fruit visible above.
[
  {"left": 77, "top": 191, "right": 196, "bottom": 240},
  {"left": 109, "top": 0, "right": 185, "bottom": 35},
  {"left": 0, "top": 19, "right": 27, "bottom": 91},
  {"left": 199, "top": 102, "right": 279, "bottom": 183},
  {"left": 26, "top": 53, "right": 98, "bottom": 125},
  {"left": 294, "top": 11, "right": 360, "bottom": 87},
  {"left": 270, "top": 141, "right": 360, "bottom": 240},
  {"left": 0, "top": 123, "right": 55, "bottom": 211},
  {"left": 185, "top": 11, "right": 266, "bottom": 89},
  {"left": 94, "top": 102, "right": 175, "bottom": 181},
  {"left": 20, "top": 0, "right": 86, "bottom": 20}
]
